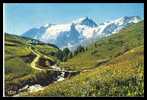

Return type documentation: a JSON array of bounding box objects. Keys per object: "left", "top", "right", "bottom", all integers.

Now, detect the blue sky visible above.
[{"left": 4, "top": 3, "right": 144, "bottom": 35}]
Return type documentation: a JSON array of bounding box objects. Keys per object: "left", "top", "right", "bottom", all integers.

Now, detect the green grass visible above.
[
  {"left": 34, "top": 44, "right": 59, "bottom": 55},
  {"left": 5, "top": 34, "right": 33, "bottom": 81},
  {"left": 5, "top": 46, "right": 31, "bottom": 57},
  {"left": 31, "top": 46, "right": 57, "bottom": 62},
  {"left": 22, "top": 45, "right": 144, "bottom": 96},
  {"left": 5, "top": 21, "right": 144, "bottom": 96},
  {"left": 60, "top": 21, "right": 144, "bottom": 71},
  {"left": 5, "top": 33, "right": 60, "bottom": 96}
]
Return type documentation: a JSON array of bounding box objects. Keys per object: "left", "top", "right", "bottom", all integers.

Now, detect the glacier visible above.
[{"left": 22, "top": 16, "right": 141, "bottom": 50}]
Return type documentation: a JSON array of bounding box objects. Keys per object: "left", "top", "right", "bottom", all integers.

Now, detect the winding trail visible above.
[
  {"left": 29, "top": 47, "right": 45, "bottom": 71},
  {"left": 29, "top": 46, "right": 77, "bottom": 73},
  {"left": 12, "top": 44, "right": 79, "bottom": 97}
]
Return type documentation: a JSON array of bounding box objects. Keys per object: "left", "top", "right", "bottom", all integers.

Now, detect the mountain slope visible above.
[
  {"left": 17, "top": 21, "right": 144, "bottom": 97},
  {"left": 5, "top": 33, "right": 61, "bottom": 96},
  {"left": 59, "top": 21, "right": 144, "bottom": 71},
  {"left": 22, "top": 16, "right": 141, "bottom": 49},
  {"left": 5, "top": 21, "right": 144, "bottom": 97},
  {"left": 21, "top": 45, "right": 144, "bottom": 96}
]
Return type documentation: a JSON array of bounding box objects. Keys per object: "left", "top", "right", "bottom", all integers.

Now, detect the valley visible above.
[
  {"left": 5, "top": 34, "right": 79, "bottom": 96},
  {"left": 4, "top": 21, "right": 144, "bottom": 96}
]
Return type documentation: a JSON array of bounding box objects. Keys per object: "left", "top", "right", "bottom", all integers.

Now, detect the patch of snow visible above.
[{"left": 22, "top": 16, "right": 142, "bottom": 50}]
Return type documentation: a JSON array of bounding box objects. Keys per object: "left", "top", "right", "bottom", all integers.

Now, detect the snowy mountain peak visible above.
[
  {"left": 72, "top": 17, "right": 88, "bottom": 23},
  {"left": 129, "top": 16, "right": 142, "bottom": 23},
  {"left": 73, "top": 17, "right": 97, "bottom": 27},
  {"left": 22, "top": 16, "right": 142, "bottom": 50},
  {"left": 114, "top": 16, "right": 141, "bottom": 25},
  {"left": 43, "top": 24, "right": 49, "bottom": 27},
  {"left": 43, "top": 24, "right": 55, "bottom": 28}
]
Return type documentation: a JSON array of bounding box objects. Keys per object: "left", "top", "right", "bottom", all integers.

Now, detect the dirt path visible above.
[
  {"left": 12, "top": 45, "right": 79, "bottom": 97},
  {"left": 28, "top": 46, "right": 77, "bottom": 73},
  {"left": 29, "top": 47, "right": 44, "bottom": 71}
]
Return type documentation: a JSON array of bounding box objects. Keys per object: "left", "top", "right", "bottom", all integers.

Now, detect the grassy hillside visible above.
[
  {"left": 4, "top": 21, "right": 144, "bottom": 96},
  {"left": 5, "top": 34, "right": 60, "bottom": 96},
  {"left": 21, "top": 45, "right": 144, "bottom": 96},
  {"left": 60, "top": 21, "right": 144, "bottom": 71},
  {"left": 5, "top": 34, "right": 33, "bottom": 81}
]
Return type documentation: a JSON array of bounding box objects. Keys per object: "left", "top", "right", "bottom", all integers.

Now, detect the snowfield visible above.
[{"left": 22, "top": 16, "right": 141, "bottom": 50}]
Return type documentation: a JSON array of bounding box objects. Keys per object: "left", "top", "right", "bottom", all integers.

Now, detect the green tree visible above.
[
  {"left": 62, "top": 48, "right": 71, "bottom": 61},
  {"left": 68, "top": 52, "right": 73, "bottom": 58},
  {"left": 74, "top": 45, "right": 85, "bottom": 56},
  {"left": 56, "top": 50, "right": 63, "bottom": 61}
]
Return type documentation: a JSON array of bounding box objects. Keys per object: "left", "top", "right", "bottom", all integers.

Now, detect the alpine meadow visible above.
[{"left": 4, "top": 3, "right": 144, "bottom": 97}]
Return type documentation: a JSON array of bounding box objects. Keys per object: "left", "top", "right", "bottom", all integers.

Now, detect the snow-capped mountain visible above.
[
  {"left": 22, "top": 16, "right": 141, "bottom": 49},
  {"left": 72, "top": 17, "right": 98, "bottom": 27}
]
